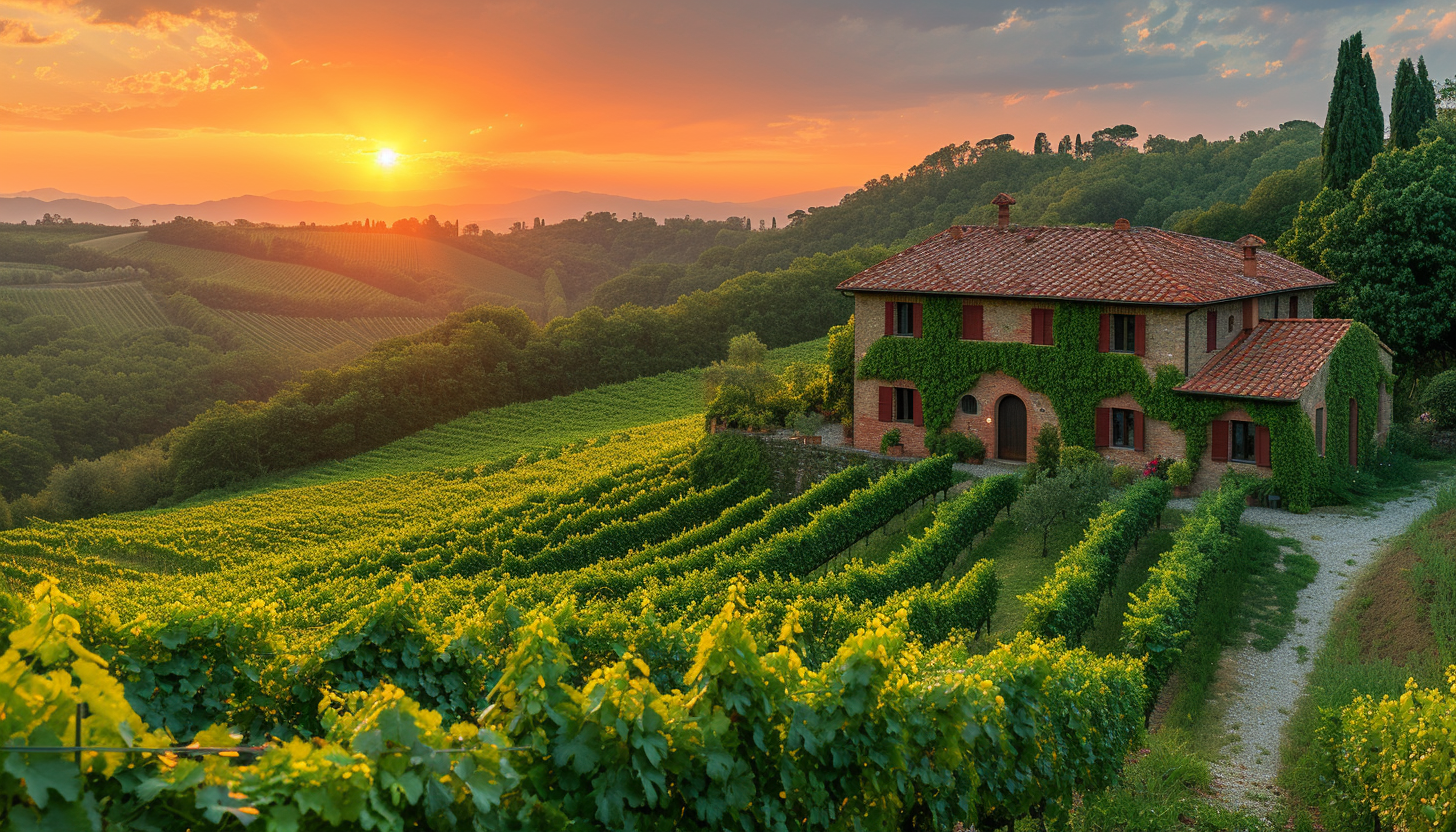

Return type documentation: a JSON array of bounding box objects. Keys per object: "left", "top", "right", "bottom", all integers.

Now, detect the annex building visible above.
[{"left": 836, "top": 194, "right": 1393, "bottom": 503}]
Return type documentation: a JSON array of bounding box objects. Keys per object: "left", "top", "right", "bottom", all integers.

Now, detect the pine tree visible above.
[
  {"left": 1057, "top": 134, "right": 1072, "bottom": 154},
  {"left": 1322, "top": 32, "right": 1385, "bottom": 189},
  {"left": 1033, "top": 132, "right": 1051, "bottom": 154},
  {"left": 1391, "top": 58, "right": 1421, "bottom": 150}
]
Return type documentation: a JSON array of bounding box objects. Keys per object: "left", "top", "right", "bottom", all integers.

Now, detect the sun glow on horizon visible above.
[{"left": 375, "top": 148, "right": 399, "bottom": 168}]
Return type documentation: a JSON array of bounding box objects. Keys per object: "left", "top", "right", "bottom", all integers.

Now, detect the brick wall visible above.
[
  {"left": 1092, "top": 392, "right": 1183, "bottom": 469},
  {"left": 1192, "top": 406, "right": 1273, "bottom": 493}
]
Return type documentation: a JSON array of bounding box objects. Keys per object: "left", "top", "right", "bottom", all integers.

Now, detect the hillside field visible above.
[
  {"left": 247, "top": 228, "right": 542, "bottom": 306},
  {"left": 0, "top": 281, "right": 169, "bottom": 334}
]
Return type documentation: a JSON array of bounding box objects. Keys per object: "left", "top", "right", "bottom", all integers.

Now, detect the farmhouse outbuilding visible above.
[{"left": 836, "top": 194, "right": 1393, "bottom": 508}]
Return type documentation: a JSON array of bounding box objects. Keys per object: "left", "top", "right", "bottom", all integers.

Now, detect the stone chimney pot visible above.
[
  {"left": 1236, "top": 234, "right": 1265, "bottom": 278},
  {"left": 1114, "top": 218, "right": 1131, "bottom": 230},
  {"left": 992, "top": 193, "right": 1016, "bottom": 229}
]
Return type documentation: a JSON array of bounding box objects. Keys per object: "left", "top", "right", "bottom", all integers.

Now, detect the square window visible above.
[
  {"left": 893, "top": 387, "right": 915, "bottom": 422},
  {"left": 1111, "top": 408, "right": 1136, "bottom": 449},
  {"left": 1111, "top": 314, "right": 1137, "bottom": 353},
  {"left": 1230, "top": 420, "right": 1256, "bottom": 463},
  {"left": 894, "top": 302, "right": 915, "bottom": 336}
]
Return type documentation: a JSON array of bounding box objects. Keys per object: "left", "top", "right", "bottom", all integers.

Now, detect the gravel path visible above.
[{"left": 1170, "top": 481, "right": 1450, "bottom": 818}]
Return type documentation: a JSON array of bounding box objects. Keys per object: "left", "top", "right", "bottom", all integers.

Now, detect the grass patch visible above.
[
  {"left": 1073, "top": 731, "right": 1265, "bottom": 831},
  {"left": 948, "top": 510, "right": 1095, "bottom": 640},
  {"left": 1278, "top": 483, "right": 1456, "bottom": 828}
]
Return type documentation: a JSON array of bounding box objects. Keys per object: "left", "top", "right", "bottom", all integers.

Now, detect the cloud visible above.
[
  {"left": 0, "top": 18, "right": 73, "bottom": 44},
  {"left": 10, "top": 0, "right": 260, "bottom": 27},
  {"left": 1433, "top": 10, "right": 1456, "bottom": 39}
]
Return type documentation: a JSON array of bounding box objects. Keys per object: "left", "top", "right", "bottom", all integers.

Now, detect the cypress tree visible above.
[
  {"left": 1322, "top": 32, "right": 1385, "bottom": 189},
  {"left": 1417, "top": 56, "right": 1439, "bottom": 125},
  {"left": 1058, "top": 134, "right": 1072, "bottom": 154},
  {"left": 1391, "top": 57, "right": 1421, "bottom": 150},
  {"left": 1075, "top": 133, "right": 1084, "bottom": 158},
  {"left": 1033, "top": 132, "right": 1051, "bottom": 154}
]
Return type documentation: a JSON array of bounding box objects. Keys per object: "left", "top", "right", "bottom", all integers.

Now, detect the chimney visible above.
[
  {"left": 1113, "top": 218, "right": 1131, "bottom": 230},
  {"left": 992, "top": 193, "right": 1016, "bottom": 229},
  {"left": 1236, "top": 234, "right": 1265, "bottom": 279},
  {"left": 949, "top": 225, "right": 963, "bottom": 241}
]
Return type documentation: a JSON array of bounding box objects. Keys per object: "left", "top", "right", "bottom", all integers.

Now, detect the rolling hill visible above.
[
  {"left": 0, "top": 281, "right": 170, "bottom": 335},
  {"left": 243, "top": 228, "right": 541, "bottom": 307}
]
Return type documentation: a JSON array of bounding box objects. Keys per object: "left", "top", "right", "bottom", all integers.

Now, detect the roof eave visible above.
[
  {"left": 1172, "top": 388, "right": 1303, "bottom": 403},
  {"left": 836, "top": 283, "right": 1335, "bottom": 308}
]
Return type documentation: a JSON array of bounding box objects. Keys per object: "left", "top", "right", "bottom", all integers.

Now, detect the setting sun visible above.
[{"left": 375, "top": 148, "right": 399, "bottom": 168}]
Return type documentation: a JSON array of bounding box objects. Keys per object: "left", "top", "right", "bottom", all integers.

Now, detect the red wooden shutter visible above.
[
  {"left": 1098, "top": 314, "right": 1110, "bottom": 352},
  {"left": 1135, "top": 314, "right": 1147, "bottom": 356},
  {"left": 1206, "top": 310, "right": 1217, "bottom": 352},
  {"left": 1290, "top": 295, "right": 1299, "bottom": 318},
  {"left": 1043, "top": 309, "right": 1055, "bottom": 345},
  {"left": 884, "top": 301, "right": 894, "bottom": 336},
  {"left": 1094, "top": 407, "right": 1111, "bottom": 447},
  {"left": 1134, "top": 411, "right": 1146, "bottom": 452},
  {"left": 962, "top": 304, "right": 983, "bottom": 340},
  {"left": 1348, "top": 398, "right": 1358, "bottom": 466},
  {"left": 1255, "top": 424, "right": 1271, "bottom": 468},
  {"left": 912, "top": 389, "right": 923, "bottom": 426},
  {"left": 1242, "top": 298, "right": 1255, "bottom": 331},
  {"left": 911, "top": 303, "right": 923, "bottom": 338},
  {"left": 1030, "top": 309, "right": 1043, "bottom": 344},
  {"left": 878, "top": 387, "right": 892, "bottom": 422},
  {"left": 1211, "top": 420, "right": 1230, "bottom": 462}
]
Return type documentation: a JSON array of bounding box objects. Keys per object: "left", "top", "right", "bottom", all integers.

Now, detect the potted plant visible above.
[
  {"left": 1168, "top": 459, "right": 1194, "bottom": 497},
  {"left": 880, "top": 428, "right": 904, "bottom": 457}
]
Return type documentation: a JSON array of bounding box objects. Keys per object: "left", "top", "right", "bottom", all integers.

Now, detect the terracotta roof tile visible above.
[
  {"left": 1176, "top": 319, "right": 1353, "bottom": 400},
  {"left": 836, "top": 225, "right": 1334, "bottom": 305}
]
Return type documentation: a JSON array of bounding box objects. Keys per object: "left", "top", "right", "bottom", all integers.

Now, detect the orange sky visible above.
[{"left": 2, "top": 1, "right": 1453, "bottom": 205}]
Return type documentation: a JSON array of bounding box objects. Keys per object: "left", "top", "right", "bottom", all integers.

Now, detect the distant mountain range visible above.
[{"left": 0, "top": 186, "right": 852, "bottom": 231}]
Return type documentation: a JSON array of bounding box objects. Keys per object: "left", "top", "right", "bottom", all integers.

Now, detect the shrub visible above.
[
  {"left": 1059, "top": 445, "right": 1102, "bottom": 470},
  {"left": 880, "top": 428, "right": 903, "bottom": 454},
  {"left": 1031, "top": 423, "right": 1062, "bottom": 478},
  {"left": 930, "top": 430, "right": 985, "bottom": 462},
  {"left": 791, "top": 411, "right": 825, "bottom": 437},
  {"left": 1111, "top": 465, "right": 1137, "bottom": 487},
  {"left": 0, "top": 495, "right": 9, "bottom": 531},
  {"left": 1140, "top": 456, "right": 1172, "bottom": 480},
  {"left": 1168, "top": 459, "right": 1194, "bottom": 488},
  {"left": 1420, "top": 368, "right": 1456, "bottom": 429}
]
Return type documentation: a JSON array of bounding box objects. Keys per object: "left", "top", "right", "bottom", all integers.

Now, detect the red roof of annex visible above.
[
  {"left": 1177, "top": 319, "right": 1356, "bottom": 400},
  {"left": 835, "top": 223, "right": 1335, "bottom": 305}
]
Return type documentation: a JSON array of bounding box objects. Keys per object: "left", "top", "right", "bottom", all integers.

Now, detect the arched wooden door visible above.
[{"left": 997, "top": 395, "right": 1027, "bottom": 461}]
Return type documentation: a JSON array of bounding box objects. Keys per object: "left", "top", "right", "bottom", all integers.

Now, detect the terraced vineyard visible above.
[
  {"left": 74, "top": 230, "right": 147, "bottom": 253},
  {"left": 249, "top": 229, "right": 540, "bottom": 304},
  {"left": 0, "top": 281, "right": 169, "bottom": 333},
  {"left": 217, "top": 309, "right": 443, "bottom": 353},
  {"left": 113, "top": 239, "right": 430, "bottom": 317}
]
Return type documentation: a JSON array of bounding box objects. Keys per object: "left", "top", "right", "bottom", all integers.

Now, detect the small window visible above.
[
  {"left": 1316, "top": 407, "right": 1325, "bottom": 457},
  {"left": 893, "top": 387, "right": 915, "bottom": 422},
  {"left": 1227, "top": 315, "right": 1235, "bottom": 333},
  {"left": 1289, "top": 295, "right": 1299, "bottom": 318},
  {"left": 960, "top": 395, "right": 979, "bottom": 415},
  {"left": 1111, "top": 409, "right": 1137, "bottom": 449},
  {"left": 893, "top": 302, "right": 915, "bottom": 336},
  {"left": 1230, "top": 420, "right": 1256, "bottom": 463},
  {"left": 1110, "top": 314, "right": 1137, "bottom": 353}
]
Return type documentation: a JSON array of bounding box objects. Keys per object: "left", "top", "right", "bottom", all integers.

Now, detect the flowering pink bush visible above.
[{"left": 1141, "top": 456, "right": 1172, "bottom": 480}]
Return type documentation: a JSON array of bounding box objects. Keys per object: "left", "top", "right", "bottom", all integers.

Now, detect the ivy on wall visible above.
[{"left": 858, "top": 297, "right": 1391, "bottom": 513}]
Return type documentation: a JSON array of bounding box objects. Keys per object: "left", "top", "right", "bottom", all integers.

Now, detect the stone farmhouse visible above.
[{"left": 836, "top": 194, "right": 1393, "bottom": 497}]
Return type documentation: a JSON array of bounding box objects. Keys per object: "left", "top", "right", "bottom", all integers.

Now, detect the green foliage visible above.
[
  {"left": 1059, "top": 445, "right": 1103, "bottom": 470},
  {"left": 824, "top": 316, "right": 855, "bottom": 421},
  {"left": 688, "top": 432, "right": 771, "bottom": 495},
  {"left": 1031, "top": 423, "right": 1062, "bottom": 478},
  {"left": 1020, "top": 477, "right": 1171, "bottom": 642},
  {"left": 1172, "top": 156, "right": 1321, "bottom": 243},
  {"left": 1168, "top": 458, "right": 1194, "bottom": 487},
  {"left": 1323, "top": 32, "right": 1386, "bottom": 189},
  {"left": 880, "top": 428, "right": 902, "bottom": 454},
  {"left": 790, "top": 410, "right": 824, "bottom": 437},
  {"left": 1123, "top": 481, "right": 1247, "bottom": 696},
  {"left": 1390, "top": 57, "right": 1425, "bottom": 151},
  {"left": 929, "top": 429, "right": 985, "bottom": 462},
  {"left": 1421, "top": 368, "right": 1456, "bottom": 428},
  {"left": 1012, "top": 461, "right": 1116, "bottom": 557},
  {"left": 1285, "top": 128, "right": 1456, "bottom": 371}
]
